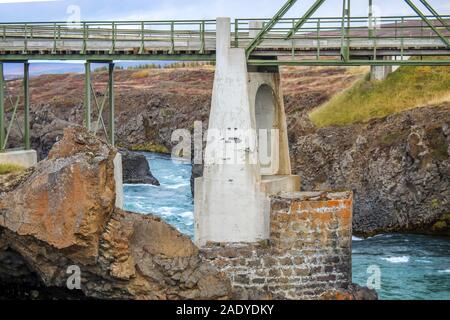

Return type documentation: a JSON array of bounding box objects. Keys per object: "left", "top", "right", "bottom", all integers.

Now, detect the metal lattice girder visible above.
[
  {"left": 245, "top": 0, "right": 298, "bottom": 57},
  {"left": 23, "top": 62, "right": 30, "bottom": 150},
  {"left": 0, "top": 62, "right": 30, "bottom": 151},
  {"left": 84, "top": 61, "right": 115, "bottom": 146},
  {"left": 285, "top": 0, "right": 327, "bottom": 39},
  {"left": 0, "top": 63, "right": 4, "bottom": 150},
  {"left": 419, "top": 0, "right": 450, "bottom": 32},
  {"left": 340, "top": 0, "right": 351, "bottom": 61},
  {"left": 108, "top": 63, "right": 115, "bottom": 146},
  {"left": 84, "top": 62, "right": 91, "bottom": 131},
  {"left": 404, "top": 0, "right": 450, "bottom": 48}
]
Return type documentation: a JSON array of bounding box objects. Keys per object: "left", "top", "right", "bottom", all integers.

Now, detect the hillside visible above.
[
  {"left": 2, "top": 64, "right": 449, "bottom": 237},
  {"left": 310, "top": 64, "right": 450, "bottom": 127},
  {"left": 3, "top": 65, "right": 365, "bottom": 154}
]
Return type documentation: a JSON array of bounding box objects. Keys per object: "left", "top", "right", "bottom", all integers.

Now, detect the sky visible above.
[{"left": 0, "top": 0, "right": 449, "bottom": 22}]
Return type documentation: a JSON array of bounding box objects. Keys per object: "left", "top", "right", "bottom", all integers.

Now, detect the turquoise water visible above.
[
  {"left": 124, "top": 152, "right": 194, "bottom": 237},
  {"left": 353, "top": 234, "right": 450, "bottom": 300},
  {"left": 124, "top": 152, "right": 450, "bottom": 300}
]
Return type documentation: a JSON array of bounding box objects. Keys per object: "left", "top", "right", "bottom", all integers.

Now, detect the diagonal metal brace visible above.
[
  {"left": 285, "top": 0, "right": 327, "bottom": 39},
  {"left": 419, "top": 0, "right": 450, "bottom": 32},
  {"left": 404, "top": 0, "right": 450, "bottom": 48},
  {"left": 246, "top": 0, "right": 298, "bottom": 58}
]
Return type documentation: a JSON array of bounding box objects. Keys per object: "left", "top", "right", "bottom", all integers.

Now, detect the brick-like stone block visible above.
[{"left": 200, "top": 191, "right": 354, "bottom": 300}]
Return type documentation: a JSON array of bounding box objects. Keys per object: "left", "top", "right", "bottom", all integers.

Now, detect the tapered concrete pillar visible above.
[
  {"left": 194, "top": 18, "right": 300, "bottom": 246},
  {"left": 370, "top": 56, "right": 393, "bottom": 81},
  {"left": 195, "top": 17, "right": 263, "bottom": 245}
]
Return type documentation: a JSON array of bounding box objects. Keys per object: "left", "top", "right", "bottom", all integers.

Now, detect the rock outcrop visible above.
[
  {"left": 0, "top": 127, "right": 231, "bottom": 300},
  {"left": 291, "top": 104, "right": 450, "bottom": 237},
  {"left": 5, "top": 67, "right": 449, "bottom": 238},
  {"left": 121, "top": 150, "right": 160, "bottom": 186}
]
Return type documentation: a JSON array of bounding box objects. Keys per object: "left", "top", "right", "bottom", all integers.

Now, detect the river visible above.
[{"left": 124, "top": 152, "right": 450, "bottom": 300}]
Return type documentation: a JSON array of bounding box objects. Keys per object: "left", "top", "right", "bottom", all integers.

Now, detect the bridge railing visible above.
[
  {"left": 0, "top": 15, "right": 449, "bottom": 58},
  {"left": 0, "top": 20, "right": 217, "bottom": 55},
  {"left": 235, "top": 15, "right": 450, "bottom": 58}
]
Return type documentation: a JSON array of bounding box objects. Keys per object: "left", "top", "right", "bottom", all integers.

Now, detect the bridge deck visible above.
[{"left": 0, "top": 16, "right": 449, "bottom": 65}]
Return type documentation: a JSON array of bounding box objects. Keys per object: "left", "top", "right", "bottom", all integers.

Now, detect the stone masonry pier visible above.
[{"left": 201, "top": 191, "right": 355, "bottom": 300}]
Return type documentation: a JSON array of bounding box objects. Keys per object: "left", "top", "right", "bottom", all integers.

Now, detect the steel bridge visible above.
[{"left": 0, "top": 0, "right": 449, "bottom": 152}]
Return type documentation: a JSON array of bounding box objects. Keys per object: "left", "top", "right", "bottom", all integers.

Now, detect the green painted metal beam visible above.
[
  {"left": 23, "top": 62, "right": 30, "bottom": 150},
  {"left": 0, "top": 63, "right": 4, "bottom": 151},
  {"left": 3, "top": 96, "right": 20, "bottom": 150},
  {"left": 285, "top": 0, "right": 326, "bottom": 39},
  {"left": 419, "top": 0, "right": 450, "bottom": 32},
  {"left": 108, "top": 63, "right": 115, "bottom": 146},
  {"left": 368, "top": 0, "right": 374, "bottom": 37},
  {"left": 84, "top": 62, "right": 91, "bottom": 131},
  {"left": 245, "top": 0, "right": 298, "bottom": 57},
  {"left": 247, "top": 59, "right": 450, "bottom": 66},
  {"left": 404, "top": 0, "right": 450, "bottom": 49},
  {"left": 0, "top": 54, "right": 216, "bottom": 62},
  {"left": 340, "top": 0, "right": 350, "bottom": 61}
]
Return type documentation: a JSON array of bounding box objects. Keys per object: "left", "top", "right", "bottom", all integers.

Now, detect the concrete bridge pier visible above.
[
  {"left": 370, "top": 56, "right": 393, "bottom": 81},
  {"left": 194, "top": 18, "right": 300, "bottom": 246}
]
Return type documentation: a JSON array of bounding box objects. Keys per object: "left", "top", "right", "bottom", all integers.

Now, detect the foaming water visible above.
[
  {"left": 124, "top": 152, "right": 194, "bottom": 237},
  {"left": 124, "top": 152, "right": 450, "bottom": 300},
  {"left": 353, "top": 234, "right": 450, "bottom": 300}
]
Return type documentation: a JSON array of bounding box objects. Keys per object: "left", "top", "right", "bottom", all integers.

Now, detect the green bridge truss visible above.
[{"left": 0, "top": 0, "right": 449, "bottom": 151}]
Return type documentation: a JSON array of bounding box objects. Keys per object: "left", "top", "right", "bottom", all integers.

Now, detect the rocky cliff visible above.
[
  {"left": 0, "top": 127, "right": 231, "bottom": 300},
  {"left": 291, "top": 104, "right": 450, "bottom": 237},
  {"left": 3, "top": 66, "right": 449, "bottom": 236},
  {"left": 0, "top": 127, "right": 373, "bottom": 300}
]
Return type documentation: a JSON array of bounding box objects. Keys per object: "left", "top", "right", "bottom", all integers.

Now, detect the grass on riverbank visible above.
[
  {"left": 130, "top": 143, "right": 170, "bottom": 154},
  {"left": 0, "top": 163, "right": 24, "bottom": 175},
  {"left": 309, "top": 63, "right": 450, "bottom": 128}
]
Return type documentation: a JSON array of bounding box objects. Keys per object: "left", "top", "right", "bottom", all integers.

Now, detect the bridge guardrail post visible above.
[
  {"left": 234, "top": 19, "right": 239, "bottom": 48},
  {"left": 139, "top": 21, "right": 145, "bottom": 54},
  {"left": 316, "top": 19, "right": 321, "bottom": 60},
  {"left": 23, "top": 23, "right": 28, "bottom": 54},
  {"left": 82, "top": 22, "right": 87, "bottom": 54},
  {"left": 110, "top": 22, "right": 116, "bottom": 54},
  {"left": 170, "top": 21, "right": 175, "bottom": 54},
  {"left": 200, "top": 21, "right": 205, "bottom": 54},
  {"left": 401, "top": 17, "right": 405, "bottom": 59},
  {"left": 52, "top": 22, "right": 57, "bottom": 54}
]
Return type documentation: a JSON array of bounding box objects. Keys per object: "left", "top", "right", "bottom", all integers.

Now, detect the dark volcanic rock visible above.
[
  {"left": 291, "top": 104, "right": 450, "bottom": 237},
  {"left": 31, "top": 107, "right": 72, "bottom": 161},
  {"left": 121, "top": 150, "right": 160, "bottom": 186},
  {"left": 190, "top": 164, "right": 203, "bottom": 197}
]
